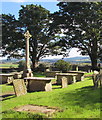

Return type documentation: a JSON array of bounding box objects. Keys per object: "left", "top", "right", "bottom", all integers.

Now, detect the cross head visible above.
[{"left": 24, "top": 30, "right": 32, "bottom": 39}]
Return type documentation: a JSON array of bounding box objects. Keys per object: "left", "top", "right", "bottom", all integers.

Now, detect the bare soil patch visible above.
[{"left": 14, "top": 104, "right": 62, "bottom": 117}]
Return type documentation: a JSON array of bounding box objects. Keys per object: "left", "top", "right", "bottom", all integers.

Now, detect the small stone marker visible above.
[
  {"left": 13, "top": 79, "right": 27, "bottom": 97},
  {"left": 61, "top": 77, "right": 68, "bottom": 88}
]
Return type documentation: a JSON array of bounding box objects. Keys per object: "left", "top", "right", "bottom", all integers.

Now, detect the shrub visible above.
[
  {"left": 35, "top": 63, "right": 47, "bottom": 72},
  {"left": 18, "top": 60, "right": 26, "bottom": 71},
  {"left": 54, "top": 60, "right": 72, "bottom": 72},
  {"left": 38, "top": 63, "right": 46, "bottom": 72}
]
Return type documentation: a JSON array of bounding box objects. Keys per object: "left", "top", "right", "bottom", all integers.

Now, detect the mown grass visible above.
[
  {"left": 1, "top": 75, "right": 101, "bottom": 119},
  {"left": 1, "top": 84, "right": 14, "bottom": 94},
  {"left": 33, "top": 72, "right": 46, "bottom": 77},
  {"left": 84, "top": 72, "right": 94, "bottom": 75}
]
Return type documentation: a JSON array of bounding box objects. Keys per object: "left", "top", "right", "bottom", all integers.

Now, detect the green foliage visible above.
[
  {"left": 36, "top": 63, "right": 47, "bottom": 72},
  {"left": 2, "top": 14, "right": 24, "bottom": 59},
  {"left": 2, "top": 4, "right": 56, "bottom": 71},
  {"left": 54, "top": 60, "right": 72, "bottom": 72},
  {"left": 18, "top": 60, "right": 26, "bottom": 71},
  {"left": 99, "top": 40, "right": 102, "bottom": 61},
  {"left": 51, "top": 2, "right": 102, "bottom": 69}
]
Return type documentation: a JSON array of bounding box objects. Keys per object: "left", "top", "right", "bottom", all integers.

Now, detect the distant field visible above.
[{"left": 0, "top": 63, "right": 18, "bottom": 68}]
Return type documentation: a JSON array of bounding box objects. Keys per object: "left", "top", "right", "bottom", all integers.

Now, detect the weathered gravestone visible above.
[
  {"left": 100, "top": 69, "right": 102, "bottom": 86},
  {"left": 13, "top": 79, "right": 27, "bottom": 97},
  {"left": 93, "top": 70, "right": 102, "bottom": 89},
  {"left": 61, "top": 77, "right": 68, "bottom": 88}
]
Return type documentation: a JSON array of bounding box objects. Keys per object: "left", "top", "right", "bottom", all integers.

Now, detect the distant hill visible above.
[
  {"left": 41, "top": 56, "right": 91, "bottom": 63},
  {"left": 0, "top": 56, "right": 91, "bottom": 64},
  {"left": 0, "top": 58, "right": 23, "bottom": 63}
]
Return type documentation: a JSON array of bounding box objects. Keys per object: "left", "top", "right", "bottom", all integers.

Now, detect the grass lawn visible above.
[
  {"left": 84, "top": 72, "right": 94, "bottom": 75},
  {"left": 33, "top": 72, "right": 46, "bottom": 77},
  {"left": 1, "top": 76, "right": 101, "bottom": 119}
]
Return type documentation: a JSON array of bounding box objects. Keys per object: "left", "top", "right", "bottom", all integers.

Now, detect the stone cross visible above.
[
  {"left": 24, "top": 30, "right": 32, "bottom": 70},
  {"left": 24, "top": 30, "right": 32, "bottom": 40},
  {"left": 23, "top": 30, "right": 33, "bottom": 77}
]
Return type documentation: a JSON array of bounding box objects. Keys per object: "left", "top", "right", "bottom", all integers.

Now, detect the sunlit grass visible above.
[
  {"left": 1, "top": 76, "right": 101, "bottom": 119},
  {"left": 84, "top": 72, "right": 94, "bottom": 75},
  {"left": 1, "top": 84, "right": 14, "bottom": 94}
]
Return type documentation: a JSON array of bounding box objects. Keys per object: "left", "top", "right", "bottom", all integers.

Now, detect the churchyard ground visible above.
[{"left": 1, "top": 72, "right": 101, "bottom": 119}]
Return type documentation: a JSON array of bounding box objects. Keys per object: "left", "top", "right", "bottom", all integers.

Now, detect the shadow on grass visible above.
[
  {"left": 52, "top": 84, "right": 61, "bottom": 89},
  {"left": 55, "top": 85, "right": 101, "bottom": 109},
  {"left": 0, "top": 93, "right": 15, "bottom": 101},
  {"left": 85, "top": 76, "right": 93, "bottom": 80}
]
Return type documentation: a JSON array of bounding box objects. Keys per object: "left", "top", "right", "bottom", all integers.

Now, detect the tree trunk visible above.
[
  {"left": 90, "top": 39, "right": 98, "bottom": 71},
  {"left": 90, "top": 55, "right": 98, "bottom": 71},
  {"left": 31, "top": 58, "right": 38, "bottom": 72}
]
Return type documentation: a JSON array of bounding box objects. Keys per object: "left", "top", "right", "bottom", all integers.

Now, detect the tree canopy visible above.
[
  {"left": 2, "top": 14, "right": 24, "bottom": 58},
  {"left": 51, "top": 2, "right": 102, "bottom": 70},
  {"left": 2, "top": 4, "right": 72, "bottom": 70},
  {"left": 2, "top": 3, "right": 102, "bottom": 71},
  {"left": 1, "top": 5, "right": 59, "bottom": 70}
]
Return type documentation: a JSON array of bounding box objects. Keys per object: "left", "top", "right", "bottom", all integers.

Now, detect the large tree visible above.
[
  {"left": 2, "top": 4, "right": 66, "bottom": 71},
  {"left": 50, "top": 2, "right": 102, "bottom": 70},
  {"left": 18, "top": 4, "right": 53, "bottom": 70},
  {"left": 2, "top": 14, "right": 24, "bottom": 59}
]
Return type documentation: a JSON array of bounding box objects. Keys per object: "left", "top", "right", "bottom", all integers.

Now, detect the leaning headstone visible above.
[
  {"left": 76, "top": 66, "right": 79, "bottom": 71},
  {"left": 93, "top": 70, "right": 102, "bottom": 88},
  {"left": 61, "top": 77, "right": 68, "bottom": 88},
  {"left": 13, "top": 79, "right": 27, "bottom": 97},
  {"left": 99, "top": 69, "right": 102, "bottom": 86}
]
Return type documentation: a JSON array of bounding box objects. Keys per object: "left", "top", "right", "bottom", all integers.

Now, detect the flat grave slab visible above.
[
  {"left": 14, "top": 104, "right": 62, "bottom": 117},
  {"left": 67, "top": 71, "right": 86, "bottom": 81},
  {"left": 56, "top": 73, "right": 77, "bottom": 84},
  {"left": 0, "top": 74, "right": 14, "bottom": 84},
  {"left": 24, "top": 77, "right": 54, "bottom": 92},
  {"left": 45, "top": 71, "right": 61, "bottom": 78}
]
